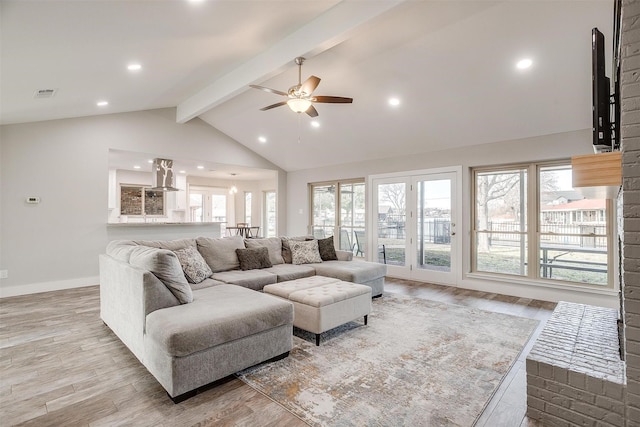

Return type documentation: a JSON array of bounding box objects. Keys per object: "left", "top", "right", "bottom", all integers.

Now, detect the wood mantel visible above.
[{"left": 571, "top": 151, "right": 621, "bottom": 199}]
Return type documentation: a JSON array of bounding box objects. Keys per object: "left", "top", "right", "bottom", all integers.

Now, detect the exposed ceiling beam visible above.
[{"left": 175, "top": 0, "right": 405, "bottom": 123}]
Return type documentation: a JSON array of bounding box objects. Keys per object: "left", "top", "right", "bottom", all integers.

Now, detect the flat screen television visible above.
[{"left": 593, "top": 27, "right": 612, "bottom": 148}]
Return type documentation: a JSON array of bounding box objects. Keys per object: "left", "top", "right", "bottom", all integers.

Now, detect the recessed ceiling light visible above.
[
  {"left": 197, "top": 165, "right": 205, "bottom": 169},
  {"left": 516, "top": 58, "right": 533, "bottom": 70},
  {"left": 147, "top": 159, "right": 153, "bottom": 163},
  {"left": 310, "top": 121, "right": 320, "bottom": 128},
  {"left": 179, "top": 170, "right": 186, "bottom": 174},
  {"left": 96, "top": 100, "right": 109, "bottom": 107},
  {"left": 388, "top": 98, "right": 400, "bottom": 106},
  {"left": 258, "top": 136, "right": 267, "bottom": 143},
  {"left": 133, "top": 165, "right": 141, "bottom": 169},
  {"left": 127, "top": 63, "right": 142, "bottom": 71}
]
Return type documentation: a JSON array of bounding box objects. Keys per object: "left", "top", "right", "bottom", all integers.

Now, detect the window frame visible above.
[{"left": 471, "top": 160, "right": 614, "bottom": 289}]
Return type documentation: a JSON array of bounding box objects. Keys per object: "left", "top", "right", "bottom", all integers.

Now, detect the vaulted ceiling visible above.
[{"left": 1, "top": 1, "right": 614, "bottom": 172}]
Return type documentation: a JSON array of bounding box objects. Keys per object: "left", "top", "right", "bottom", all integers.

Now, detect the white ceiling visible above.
[{"left": 1, "top": 1, "right": 614, "bottom": 172}]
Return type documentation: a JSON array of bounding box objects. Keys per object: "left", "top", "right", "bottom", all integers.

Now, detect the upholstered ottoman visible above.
[{"left": 264, "top": 277, "right": 372, "bottom": 345}]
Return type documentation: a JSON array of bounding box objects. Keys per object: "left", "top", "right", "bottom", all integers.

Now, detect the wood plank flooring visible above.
[{"left": 1, "top": 278, "right": 555, "bottom": 426}]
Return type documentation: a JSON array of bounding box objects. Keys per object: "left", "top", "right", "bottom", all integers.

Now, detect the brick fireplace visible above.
[{"left": 526, "top": 1, "right": 640, "bottom": 426}]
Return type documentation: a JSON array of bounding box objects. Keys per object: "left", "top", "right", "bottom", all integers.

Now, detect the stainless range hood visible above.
[{"left": 150, "top": 158, "right": 180, "bottom": 192}]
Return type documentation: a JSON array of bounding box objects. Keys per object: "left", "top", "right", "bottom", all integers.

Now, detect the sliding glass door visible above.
[{"left": 310, "top": 180, "right": 365, "bottom": 254}]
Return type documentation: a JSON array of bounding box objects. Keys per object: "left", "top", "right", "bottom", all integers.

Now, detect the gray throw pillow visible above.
[
  {"left": 173, "top": 246, "right": 213, "bottom": 284},
  {"left": 236, "top": 247, "right": 273, "bottom": 270},
  {"left": 317, "top": 236, "right": 338, "bottom": 261},
  {"left": 129, "top": 246, "right": 193, "bottom": 304},
  {"left": 290, "top": 240, "right": 323, "bottom": 265}
]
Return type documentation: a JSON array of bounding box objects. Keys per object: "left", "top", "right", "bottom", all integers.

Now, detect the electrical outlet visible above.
[{"left": 0, "top": 270, "right": 7, "bottom": 279}]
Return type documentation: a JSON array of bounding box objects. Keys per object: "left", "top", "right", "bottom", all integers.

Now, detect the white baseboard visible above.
[{"left": 0, "top": 276, "right": 99, "bottom": 298}]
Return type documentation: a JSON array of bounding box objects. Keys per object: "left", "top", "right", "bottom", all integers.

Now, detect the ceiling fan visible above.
[{"left": 249, "top": 57, "right": 353, "bottom": 117}]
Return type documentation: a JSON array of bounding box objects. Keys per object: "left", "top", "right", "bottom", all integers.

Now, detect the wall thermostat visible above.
[{"left": 26, "top": 197, "right": 40, "bottom": 204}]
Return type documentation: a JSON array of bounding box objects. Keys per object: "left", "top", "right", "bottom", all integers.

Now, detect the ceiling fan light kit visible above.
[
  {"left": 250, "top": 57, "right": 353, "bottom": 117},
  {"left": 287, "top": 98, "right": 312, "bottom": 113}
]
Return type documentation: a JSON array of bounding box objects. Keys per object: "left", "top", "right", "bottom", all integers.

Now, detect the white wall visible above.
[
  {"left": 287, "top": 129, "right": 619, "bottom": 306},
  {"left": 0, "top": 108, "right": 285, "bottom": 296}
]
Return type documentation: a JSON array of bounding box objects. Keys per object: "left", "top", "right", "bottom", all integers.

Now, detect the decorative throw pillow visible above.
[
  {"left": 317, "top": 236, "right": 338, "bottom": 261},
  {"left": 281, "top": 235, "right": 314, "bottom": 263},
  {"left": 236, "top": 247, "right": 273, "bottom": 271},
  {"left": 173, "top": 246, "right": 213, "bottom": 284},
  {"left": 128, "top": 246, "right": 193, "bottom": 304},
  {"left": 290, "top": 240, "right": 323, "bottom": 265}
]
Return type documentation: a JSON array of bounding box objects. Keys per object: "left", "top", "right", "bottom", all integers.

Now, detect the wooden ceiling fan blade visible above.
[
  {"left": 313, "top": 96, "right": 353, "bottom": 104},
  {"left": 260, "top": 101, "right": 288, "bottom": 111},
  {"left": 300, "top": 76, "right": 321, "bottom": 95},
  {"left": 306, "top": 105, "right": 319, "bottom": 117},
  {"left": 250, "top": 85, "right": 288, "bottom": 97}
]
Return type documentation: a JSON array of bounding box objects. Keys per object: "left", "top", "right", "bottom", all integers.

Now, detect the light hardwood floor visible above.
[{"left": 1, "top": 278, "right": 555, "bottom": 426}]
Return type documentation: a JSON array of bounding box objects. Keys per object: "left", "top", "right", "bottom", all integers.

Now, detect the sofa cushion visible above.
[
  {"left": 281, "top": 235, "right": 313, "bottom": 264},
  {"left": 263, "top": 263, "right": 316, "bottom": 282},
  {"left": 317, "top": 236, "right": 338, "bottom": 261},
  {"left": 146, "top": 285, "right": 293, "bottom": 357},
  {"left": 245, "top": 237, "right": 284, "bottom": 265},
  {"left": 196, "top": 236, "right": 245, "bottom": 273},
  {"left": 211, "top": 269, "right": 277, "bottom": 291},
  {"left": 128, "top": 246, "right": 193, "bottom": 304},
  {"left": 290, "top": 240, "right": 323, "bottom": 265},
  {"left": 309, "top": 260, "right": 387, "bottom": 284},
  {"left": 236, "top": 247, "right": 272, "bottom": 270},
  {"left": 173, "top": 246, "right": 212, "bottom": 284}
]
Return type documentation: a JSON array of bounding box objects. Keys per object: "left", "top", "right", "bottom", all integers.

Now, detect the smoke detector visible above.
[{"left": 33, "top": 89, "right": 57, "bottom": 99}]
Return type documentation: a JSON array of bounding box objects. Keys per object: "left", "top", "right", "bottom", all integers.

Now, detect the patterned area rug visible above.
[{"left": 237, "top": 293, "right": 539, "bottom": 427}]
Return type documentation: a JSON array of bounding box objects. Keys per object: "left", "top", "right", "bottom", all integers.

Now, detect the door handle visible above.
[{"left": 451, "top": 232, "right": 456, "bottom": 236}]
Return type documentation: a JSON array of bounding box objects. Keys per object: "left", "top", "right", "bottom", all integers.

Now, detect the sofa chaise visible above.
[{"left": 99, "top": 235, "right": 386, "bottom": 401}]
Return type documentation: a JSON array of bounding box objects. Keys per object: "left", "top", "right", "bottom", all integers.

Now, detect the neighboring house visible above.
[{"left": 541, "top": 199, "right": 607, "bottom": 225}]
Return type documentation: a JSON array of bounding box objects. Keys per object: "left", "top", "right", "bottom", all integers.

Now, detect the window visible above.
[
  {"left": 472, "top": 162, "right": 612, "bottom": 287},
  {"left": 189, "top": 186, "right": 227, "bottom": 224},
  {"left": 310, "top": 179, "right": 365, "bottom": 254},
  {"left": 245, "top": 192, "right": 252, "bottom": 224},
  {"left": 264, "top": 191, "right": 276, "bottom": 237},
  {"left": 120, "top": 185, "right": 164, "bottom": 216}
]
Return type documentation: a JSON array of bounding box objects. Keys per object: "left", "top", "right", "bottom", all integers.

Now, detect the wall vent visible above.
[{"left": 33, "top": 89, "right": 57, "bottom": 99}]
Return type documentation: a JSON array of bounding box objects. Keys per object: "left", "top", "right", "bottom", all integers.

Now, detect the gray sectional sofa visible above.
[{"left": 99, "top": 235, "right": 386, "bottom": 402}]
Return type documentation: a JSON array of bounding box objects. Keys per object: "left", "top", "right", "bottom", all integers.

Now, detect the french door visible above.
[{"left": 371, "top": 168, "right": 460, "bottom": 286}]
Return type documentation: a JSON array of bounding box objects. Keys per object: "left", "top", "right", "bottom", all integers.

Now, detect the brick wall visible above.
[{"left": 622, "top": 1, "right": 640, "bottom": 426}]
